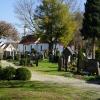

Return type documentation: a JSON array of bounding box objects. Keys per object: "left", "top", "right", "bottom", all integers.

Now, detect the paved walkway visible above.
[{"left": 1, "top": 60, "right": 100, "bottom": 89}]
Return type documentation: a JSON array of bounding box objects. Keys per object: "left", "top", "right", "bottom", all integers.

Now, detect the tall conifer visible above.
[{"left": 81, "top": 0, "right": 100, "bottom": 59}]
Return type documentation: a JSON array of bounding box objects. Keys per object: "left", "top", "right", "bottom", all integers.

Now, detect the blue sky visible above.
[
  {"left": 0, "top": 0, "right": 39, "bottom": 34},
  {"left": 0, "top": 0, "right": 16, "bottom": 23},
  {"left": 0, "top": 0, "right": 86, "bottom": 33}
]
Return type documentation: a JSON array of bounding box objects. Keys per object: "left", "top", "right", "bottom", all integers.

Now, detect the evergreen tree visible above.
[{"left": 81, "top": 0, "right": 100, "bottom": 59}]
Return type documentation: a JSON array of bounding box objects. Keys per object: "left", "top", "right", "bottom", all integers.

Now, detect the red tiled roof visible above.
[
  {"left": 19, "top": 35, "right": 37, "bottom": 45},
  {"left": 19, "top": 35, "right": 48, "bottom": 44}
]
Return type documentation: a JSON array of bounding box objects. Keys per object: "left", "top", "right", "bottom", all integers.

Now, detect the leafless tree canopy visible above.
[
  {"left": 15, "top": 0, "right": 36, "bottom": 32},
  {"left": 64, "top": 0, "right": 83, "bottom": 12},
  {"left": 0, "top": 21, "right": 19, "bottom": 41},
  {"left": 14, "top": 0, "right": 82, "bottom": 33}
]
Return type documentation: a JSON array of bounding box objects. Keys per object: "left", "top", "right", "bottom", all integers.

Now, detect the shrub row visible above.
[{"left": 0, "top": 66, "right": 31, "bottom": 81}]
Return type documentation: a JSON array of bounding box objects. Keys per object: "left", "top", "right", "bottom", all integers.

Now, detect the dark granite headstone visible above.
[{"left": 84, "top": 59, "right": 99, "bottom": 75}]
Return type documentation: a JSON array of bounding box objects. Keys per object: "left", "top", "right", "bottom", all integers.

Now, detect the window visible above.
[
  {"left": 31, "top": 45, "right": 32, "bottom": 50},
  {"left": 31, "top": 45, "right": 33, "bottom": 53},
  {"left": 41, "top": 45, "right": 42, "bottom": 51},
  {"left": 25, "top": 45, "right": 26, "bottom": 51}
]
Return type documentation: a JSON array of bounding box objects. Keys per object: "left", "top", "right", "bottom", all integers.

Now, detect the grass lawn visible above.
[
  {"left": 28, "top": 59, "right": 74, "bottom": 77},
  {"left": 0, "top": 80, "right": 100, "bottom": 100},
  {"left": 3, "top": 59, "right": 99, "bottom": 81},
  {"left": 28, "top": 60, "right": 100, "bottom": 81}
]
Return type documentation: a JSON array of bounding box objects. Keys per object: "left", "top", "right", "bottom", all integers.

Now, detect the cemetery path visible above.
[
  {"left": 1, "top": 60, "right": 100, "bottom": 89},
  {"left": 31, "top": 71, "right": 100, "bottom": 89},
  {"left": 0, "top": 60, "right": 21, "bottom": 68}
]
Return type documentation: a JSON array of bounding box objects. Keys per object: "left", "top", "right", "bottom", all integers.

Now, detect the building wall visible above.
[
  {"left": 18, "top": 44, "right": 24, "bottom": 53},
  {"left": 53, "top": 44, "right": 63, "bottom": 54},
  {"left": 18, "top": 43, "right": 64, "bottom": 55},
  {"left": 18, "top": 43, "right": 49, "bottom": 54},
  {"left": 5, "top": 44, "right": 16, "bottom": 52},
  {"left": 0, "top": 48, "right": 4, "bottom": 59},
  {"left": 36, "top": 43, "right": 49, "bottom": 53}
]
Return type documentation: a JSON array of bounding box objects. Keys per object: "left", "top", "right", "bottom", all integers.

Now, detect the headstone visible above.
[
  {"left": 58, "top": 56, "right": 63, "bottom": 71},
  {"left": 84, "top": 59, "right": 99, "bottom": 75},
  {"left": 97, "top": 62, "right": 100, "bottom": 76}
]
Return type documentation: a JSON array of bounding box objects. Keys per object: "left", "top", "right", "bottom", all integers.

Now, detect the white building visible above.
[
  {"left": 18, "top": 35, "right": 64, "bottom": 55},
  {"left": 0, "top": 40, "right": 18, "bottom": 59}
]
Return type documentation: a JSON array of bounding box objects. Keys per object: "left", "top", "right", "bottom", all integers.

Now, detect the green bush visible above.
[
  {"left": 14, "top": 54, "right": 19, "bottom": 61},
  {"left": 20, "top": 58, "right": 31, "bottom": 66},
  {"left": 0, "top": 66, "right": 3, "bottom": 80},
  {"left": 19, "top": 59, "right": 25, "bottom": 66},
  {"left": 20, "top": 53, "right": 31, "bottom": 66},
  {"left": 2, "top": 66, "right": 16, "bottom": 80},
  {"left": 83, "top": 75, "right": 95, "bottom": 81},
  {"left": 6, "top": 56, "right": 13, "bottom": 60},
  {"left": 31, "top": 48, "right": 37, "bottom": 54},
  {"left": 15, "top": 68, "right": 31, "bottom": 80},
  {"left": 96, "top": 49, "right": 100, "bottom": 62}
]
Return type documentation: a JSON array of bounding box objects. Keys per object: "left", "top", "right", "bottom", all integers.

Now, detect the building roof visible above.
[
  {"left": 19, "top": 35, "right": 48, "bottom": 45},
  {"left": 20, "top": 35, "right": 37, "bottom": 44},
  {"left": 3, "top": 44, "right": 9, "bottom": 49},
  {"left": 4, "top": 44, "right": 16, "bottom": 51},
  {"left": 0, "top": 44, "right": 4, "bottom": 48},
  {"left": 0, "top": 42, "right": 17, "bottom": 51}
]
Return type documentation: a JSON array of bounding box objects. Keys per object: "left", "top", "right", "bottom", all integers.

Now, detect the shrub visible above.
[
  {"left": 20, "top": 58, "right": 31, "bottom": 66},
  {"left": 83, "top": 75, "right": 95, "bottom": 81},
  {"left": 6, "top": 56, "right": 13, "bottom": 60},
  {"left": 20, "top": 53, "right": 31, "bottom": 66},
  {"left": 2, "top": 66, "right": 16, "bottom": 80},
  {"left": 96, "top": 49, "right": 100, "bottom": 62},
  {"left": 14, "top": 54, "right": 19, "bottom": 61},
  {"left": 31, "top": 48, "right": 37, "bottom": 54},
  {"left": 0, "top": 66, "right": 3, "bottom": 80},
  {"left": 49, "top": 54, "right": 54, "bottom": 62},
  {"left": 19, "top": 59, "right": 25, "bottom": 66},
  {"left": 15, "top": 68, "right": 31, "bottom": 80}
]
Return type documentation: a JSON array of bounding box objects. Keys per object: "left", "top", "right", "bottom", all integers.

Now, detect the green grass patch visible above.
[
  {"left": 28, "top": 59, "right": 74, "bottom": 77},
  {"left": 0, "top": 80, "right": 100, "bottom": 100}
]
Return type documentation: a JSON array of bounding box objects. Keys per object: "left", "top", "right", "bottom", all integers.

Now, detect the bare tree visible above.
[
  {"left": 14, "top": 0, "right": 82, "bottom": 33},
  {"left": 64, "top": 0, "right": 83, "bottom": 12},
  {"left": 0, "top": 21, "right": 19, "bottom": 41},
  {"left": 73, "top": 12, "right": 83, "bottom": 49},
  {"left": 15, "top": 0, "right": 36, "bottom": 33}
]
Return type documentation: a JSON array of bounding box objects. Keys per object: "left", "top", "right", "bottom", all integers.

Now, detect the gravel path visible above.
[
  {"left": 31, "top": 71, "right": 100, "bottom": 89},
  {"left": 0, "top": 60, "right": 21, "bottom": 68},
  {"left": 1, "top": 60, "right": 100, "bottom": 89}
]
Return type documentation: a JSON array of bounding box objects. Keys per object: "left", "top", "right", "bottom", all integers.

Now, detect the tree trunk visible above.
[
  {"left": 64, "top": 57, "right": 68, "bottom": 72},
  {"left": 58, "top": 56, "right": 63, "bottom": 71},
  {"left": 48, "top": 42, "right": 53, "bottom": 56},
  {"left": 92, "top": 37, "right": 96, "bottom": 59},
  {"left": 65, "top": 60, "right": 68, "bottom": 72},
  {"left": 54, "top": 43, "right": 57, "bottom": 56},
  {"left": 48, "top": 42, "right": 53, "bottom": 62},
  {"left": 77, "top": 49, "right": 80, "bottom": 73}
]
